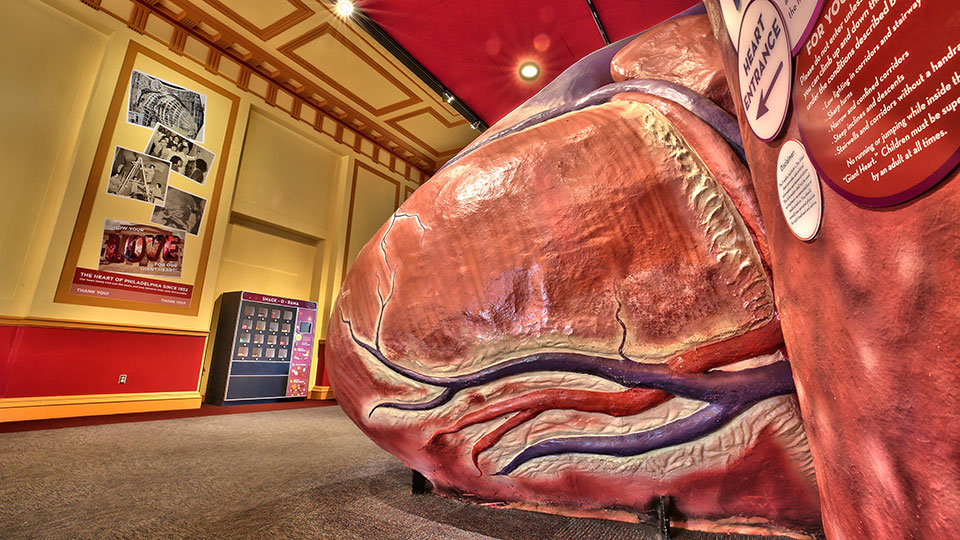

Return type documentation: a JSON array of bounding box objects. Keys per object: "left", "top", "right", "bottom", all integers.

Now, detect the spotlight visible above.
[
  {"left": 518, "top": 61, "right": 540, "bottom": 81},
  {"left": 335, "top": 0, "right": 354, "bottom": 17},
  {"left": 443, "top": 92, "right": 455, "bottom": 103},
  {"left": 470, "top": 121, "right": 481, "bottom": 130}
]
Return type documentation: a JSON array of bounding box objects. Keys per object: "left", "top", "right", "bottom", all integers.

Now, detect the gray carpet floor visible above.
[{"left": 0, "top": 406, "right": 803, "bottom": 540}]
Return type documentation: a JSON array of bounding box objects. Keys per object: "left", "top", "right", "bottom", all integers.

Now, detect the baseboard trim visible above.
[
  {"left": 309, "top": 386, "right": 335, "bottom": 400},
  {"left": 0, "top": 392, "right": 202, "bottom": 423}
]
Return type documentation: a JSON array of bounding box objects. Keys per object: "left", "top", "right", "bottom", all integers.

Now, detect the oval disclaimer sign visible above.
[
  {"left": 794, "top": 0, "right": 960, "bottom": 206},
  {"left": 778, "top": 140, "right": 822, "bottom": 240}
]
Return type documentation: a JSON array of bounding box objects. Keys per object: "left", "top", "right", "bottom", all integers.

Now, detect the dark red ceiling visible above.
[{"left": 358, "top": 0, "right": 702, "bottom": 124}]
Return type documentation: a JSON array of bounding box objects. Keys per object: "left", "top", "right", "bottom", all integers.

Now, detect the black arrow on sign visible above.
[{"left": 756, "top": 61, "right": 784, "bottom": 119}]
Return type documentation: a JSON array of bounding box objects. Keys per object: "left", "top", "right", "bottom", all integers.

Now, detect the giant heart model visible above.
[
  {"left": 327, "top": 13, "right": 823, "bottom": 539},
  {"left": 699, "top": 1, "right": 960, "bottom": 539}
]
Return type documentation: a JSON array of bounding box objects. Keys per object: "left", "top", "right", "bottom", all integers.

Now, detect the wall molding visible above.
[
  {"left": 204, "top": 0, "right": 313, "bottom": 42},
  {"left": 385, "top": 106, "right": 470, "bottom": 158},
  {"left": 278, "top": 23, "right": 421, "bottom": 117},
  {"left": 0, "top": 391, "right": 202, "bottom": 423},
  {"left": 309, "top": 386, "right": 334, "bottom": 400}
]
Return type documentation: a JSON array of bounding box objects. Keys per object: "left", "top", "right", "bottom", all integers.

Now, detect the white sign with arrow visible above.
[
  {"left": 737, "top": 0, "right": 792, "bottom": 142},
  {"left": 718, "top": 0, "right": 746, "bottom": 51}
]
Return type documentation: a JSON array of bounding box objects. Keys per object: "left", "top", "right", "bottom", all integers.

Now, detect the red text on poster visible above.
[{"left": 99, "top": 219, "right": 184, "bottom": 278}]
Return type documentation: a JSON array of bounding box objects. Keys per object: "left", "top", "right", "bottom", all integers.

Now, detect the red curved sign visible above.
[{"left": 793, "top": 0, "right": 960, "bottom": 206}]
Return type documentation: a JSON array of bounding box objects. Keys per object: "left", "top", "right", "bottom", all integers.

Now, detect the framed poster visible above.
[{"left": 55, "top": 42, "right": 240, "bottom": 315}]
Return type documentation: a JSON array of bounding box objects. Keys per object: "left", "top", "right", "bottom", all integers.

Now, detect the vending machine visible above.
[{"left": 206, "top": 291, "right": 317, "bottom": 405}]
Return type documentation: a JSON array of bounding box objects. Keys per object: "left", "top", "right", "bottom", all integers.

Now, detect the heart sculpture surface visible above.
[
  {"left": 698, "top": 2, "right": 960, "bottom": 539},
  {"left": 328, "top": 13, "right": 822, "bottom": 538}
]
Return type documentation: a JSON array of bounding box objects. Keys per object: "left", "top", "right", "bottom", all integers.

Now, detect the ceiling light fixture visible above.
[
  {"left": 518, "top": 61, "right": 540, "bottom": 81},
  {"left": 443, "top": 92, "right": 455, "bottom": 103},
  {"left": 335, "top": 0, "right": 354, "bottom": 18}
]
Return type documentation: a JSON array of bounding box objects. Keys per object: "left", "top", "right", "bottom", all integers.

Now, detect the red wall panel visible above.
[
  {"left": 0, "top": 325, "right": 20, "bottom": 397},
  {"left": 0, "top": 325, "right": 205, "bottom": 399},
  {"left": 314, "top": 342, "right": 329, "bottom": 387}
]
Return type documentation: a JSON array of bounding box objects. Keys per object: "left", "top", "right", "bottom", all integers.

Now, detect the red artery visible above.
[{"left": 429, "top": 318, "right": 785, "bottom": 470}]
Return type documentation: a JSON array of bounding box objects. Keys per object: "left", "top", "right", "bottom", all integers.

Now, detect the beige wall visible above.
[
  {"left": 0, "top": 0, "right": 108, "bottom": 316},
  {"left": 0, "top": 0, "right": 421, "bottom": 399}
]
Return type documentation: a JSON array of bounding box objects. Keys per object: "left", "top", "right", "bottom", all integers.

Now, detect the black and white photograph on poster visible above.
[
  {"left": 150, "top": 186, "right": 207, "bottom": 236},
  {"left": 106, "top": 146, "right": 169, "bottom": 205},
  {"left": 145, "top": 123, "right": 216, "bottom": 184},
  {"left": 127, "top": 69, "right": 206, "bottom": 142},
  {"left": 182, "top": 145, "right": 215, "bottom": 184}
]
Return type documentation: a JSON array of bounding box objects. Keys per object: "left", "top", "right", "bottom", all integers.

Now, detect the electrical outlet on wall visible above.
[{"left": 118, "top": 374, "right": 127, "bottom": 384}]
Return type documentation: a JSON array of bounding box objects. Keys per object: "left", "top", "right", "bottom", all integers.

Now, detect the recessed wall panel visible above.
[{"left": 232, "top": 110, "right": 340, "bottom": 238}]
